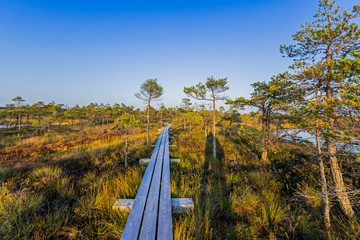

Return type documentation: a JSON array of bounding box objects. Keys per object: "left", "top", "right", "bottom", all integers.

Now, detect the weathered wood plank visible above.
[
  {"left": 113, "top": 198, "right": 194, "bottom": 214},
  {"left": 158, "top": 198, "right": 173, "bottom": 240},
  {"left": 139, "top": 129, "right": 166, "bottom": 239},
  {"left": 160, "top": 128, "right": 171, "bottom": 199},
  {"left": 139, "top": 158, "right": 180, "bottom": 164},
  {"left": 120, "top": 197, "right": 146, "bottom": 239},
  {"left": 112, "top": 199, "right": 133, "bottom": 211},
  {"left": 135, "top": 130, "right": 164, "bottom": 199},
  {"left": 169, "top": 159, "right": 180, "bottom": 162},
  {"left": 119, "top": 124, "right": 189, "bottom": 240},
  {"left": 120, "top": 129, "right": 165, "bottom": 240},
  {"left": 158, "top": 127, "right": 173, "bottom": 239},
  {"left": 171, "top": 198, "right": 194, "bottom": 214}
]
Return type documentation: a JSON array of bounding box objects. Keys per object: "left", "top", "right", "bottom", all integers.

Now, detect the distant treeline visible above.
[{"left": 0, "top": 97, "right": 243, "bottom": 135}]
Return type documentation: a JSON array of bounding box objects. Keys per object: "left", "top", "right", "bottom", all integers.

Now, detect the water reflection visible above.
[{"left": 277, "top": 129, "right": 360, "bottom": 154}]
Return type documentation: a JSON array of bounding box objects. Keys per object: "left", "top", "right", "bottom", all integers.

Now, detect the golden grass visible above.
[{"left": 0, "top": 121, "right": 359, "bottom": 239}]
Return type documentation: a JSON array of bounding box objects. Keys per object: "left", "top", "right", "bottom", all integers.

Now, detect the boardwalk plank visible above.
[
  {"left": 120, "top": 130, "right": 165, "bottom": 240},
  {"left": 139, "top": 129, "right": 166, "bottom": 239},
  {"left": 160, "top": 128, "right": 171, "bottom": 199},
  {"left": 158, "top": 198, "right": 173, "bottom": 240},
  {"left": 120, "top": 197, "right": 146, "bottom": 240},
  {"left": 120, "top": 124, "right": 182, "bottom": 240},
  {"left": 158, "top": 127, "right": 173, "bottom": 239}
]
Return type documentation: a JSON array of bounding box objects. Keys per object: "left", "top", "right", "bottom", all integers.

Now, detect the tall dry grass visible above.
[
  {"left": 171, "top": 123, "right": 359, "bottom": 239},
  {"left": 1, "top": 121, "right": 359, "bottom": 239},
  {"left": 0, "top": 123, "right": 161, "bottom": 239}
]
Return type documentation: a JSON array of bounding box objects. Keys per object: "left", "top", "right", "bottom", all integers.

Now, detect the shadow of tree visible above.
[{"left": 198, "top": 132, "right": 236, "bottom": 239}]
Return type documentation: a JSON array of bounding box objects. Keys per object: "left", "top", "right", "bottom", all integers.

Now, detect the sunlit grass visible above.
[
  {"left": 0, "top": 121, "right": 359, "bottom": 239},
  {"left": 0, "top": 123, "right": 159, "bottom": 239},
  {"left": 170, "top": 124, "right": 347, "bottom": 239}
]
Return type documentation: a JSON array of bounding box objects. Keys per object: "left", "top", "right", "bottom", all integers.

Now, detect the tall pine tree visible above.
[{"left": 281, "top": 0, "right": 360, "bottom": 219}]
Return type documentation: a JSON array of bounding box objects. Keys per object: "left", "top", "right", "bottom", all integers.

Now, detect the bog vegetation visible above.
[{"left": 1, "top": 0, "right": 360, "bottom": 239}]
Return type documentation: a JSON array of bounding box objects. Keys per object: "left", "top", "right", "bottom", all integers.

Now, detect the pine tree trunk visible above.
[
  {"left": 260, "top": 115, "right": 268, "bottom": 163},
  {"left": 18, "top": 110, "right": 21, "bottom": 133},
  {"left": 15, "top": 115, "right": 18, "bottom": 129},
  {"left": 147, "top": 100, "right": 150, "bottom": 145},
  {"left": 316, "top": 131, "right": 331, "bottom": 234},
  {"left": 213, "top": 100, "right": 216, "bottom": 161},
  {"left": 125, "top": 135, "right": 128, "bottom": 168},
  {"left": 327, "top": 137, "right": 354, "bottom": 217},
  {"left": 261, "top": 150, "right": 268, "bottom": 162},
  {"left": 324, "top": 69, "right": 354, "bottom": 217}
]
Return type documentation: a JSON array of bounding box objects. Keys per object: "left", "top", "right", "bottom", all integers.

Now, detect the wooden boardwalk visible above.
[{"left": 113, "top": 123, "right": 193, "bottom": 240}]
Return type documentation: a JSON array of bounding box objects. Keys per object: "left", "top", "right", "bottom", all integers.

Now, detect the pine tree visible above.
[
  {"left": 112, "top": 113, "right": 140, "bottom": 168},
  {"left": 227, "top": 74, "right": 300, "bottom": 163},
  {"left": 135, "top": 78, "right": 164, "bottom": 145},
  {"left": 12, "top": 96, "right": 25, "bottom": 133},
  {"left": 281, "top": 0, "right": 360, "bottom": 219},
  {"left": 184, "top": 76, "right": 229, "bottom": 161}
]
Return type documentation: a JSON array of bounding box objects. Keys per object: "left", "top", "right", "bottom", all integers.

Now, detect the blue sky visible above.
[{"left": 0, "top": 0, "right": 358, "bottom": 108}]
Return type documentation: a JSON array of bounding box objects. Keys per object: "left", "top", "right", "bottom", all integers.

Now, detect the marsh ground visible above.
[{"left": 0, "top": 122, "right": 359, "bottom": 239}]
